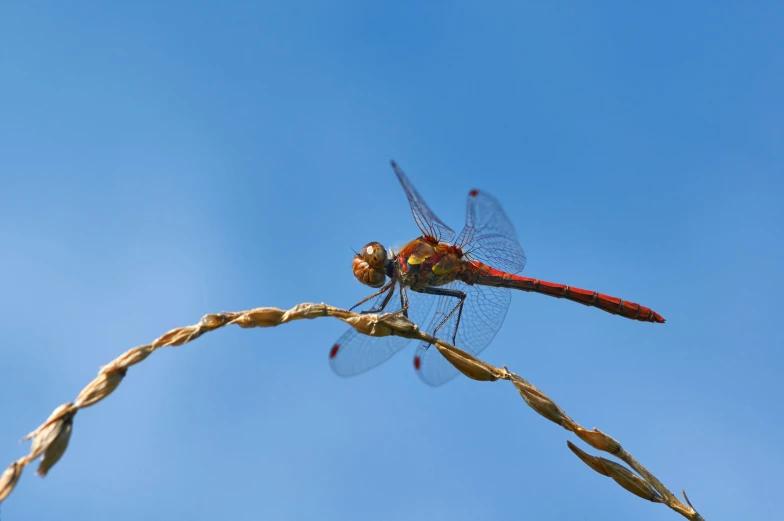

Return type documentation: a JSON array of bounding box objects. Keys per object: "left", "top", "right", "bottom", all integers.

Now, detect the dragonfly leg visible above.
[
  {"left": 351, "top": 278, "right": 396, "bottom": 314},
  {"left": 419, "top": 286, "right": 467, "bottom": 346},
  {"left": 398, "top": 286, "right": 410, "bottom": 318}
]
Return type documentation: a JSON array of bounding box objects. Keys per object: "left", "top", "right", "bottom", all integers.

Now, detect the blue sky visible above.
[{"left": 1, "top": 2, "right": 782, "bottom": 519}]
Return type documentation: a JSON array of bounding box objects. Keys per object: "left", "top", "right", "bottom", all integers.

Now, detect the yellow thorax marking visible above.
[
  {"left": 406, "top": 242, "right": 434, "bottom": 265},
  {"left": 432, "top": 254, "right": 459, "bottom": 275}
]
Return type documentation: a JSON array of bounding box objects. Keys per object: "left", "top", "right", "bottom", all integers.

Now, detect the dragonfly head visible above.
[{"left": 353, "top": 241, "right": 389, "bottom": 288}]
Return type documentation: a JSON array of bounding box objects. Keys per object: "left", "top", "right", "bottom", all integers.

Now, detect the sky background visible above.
[{"left": 1, "top": 2, "right": 782, "bottom": 520}]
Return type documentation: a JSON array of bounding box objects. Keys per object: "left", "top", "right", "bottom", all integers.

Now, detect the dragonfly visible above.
[{"left": 330, "top": 161, "right": 665, "bottom": 387}]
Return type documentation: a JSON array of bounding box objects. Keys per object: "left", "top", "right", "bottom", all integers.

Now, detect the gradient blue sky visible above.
[{"left": 1, "top": 2, "right": 782, "bottom": 520}]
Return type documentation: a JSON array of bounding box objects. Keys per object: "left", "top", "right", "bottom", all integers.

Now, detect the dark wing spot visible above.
[
  {"left": 413, "top": 356, "right": 422, "bottom": 370},
  {"left": 469, "top": 189, "right": 479, "bottom": 197},
  {"left": 329, "top": 344, "right": 340, "bottom": 359}
]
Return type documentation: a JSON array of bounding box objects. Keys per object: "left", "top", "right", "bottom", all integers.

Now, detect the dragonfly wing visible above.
[
  {"left": 329, "top": 283, "right": 437, "bottom": 378},
  {"left": 456, "top": 189, "right": 527, "bottom": 275},
  {"left": 414, "top": 282, "right": 512, "bottom": 387},
  {"left": 390, "top": 160, "right": 456, "bottom": 243},
  {"left": 329, "top": 327, "right": 413, "bottom": 377},
  {"left": 412, "top": 283, "right": 463, "bottom": 387}
]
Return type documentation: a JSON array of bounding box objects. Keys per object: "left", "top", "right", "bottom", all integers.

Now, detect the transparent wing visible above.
[
  {"left": 413, "top": 282, "right": 512, "bottom": 387},
  {"left": 455, "top": 189, "right": 527, "bottom": 275},
  {"left": 390, "top": 160, "right": 456, "bottom": 243},
  {"left": 329, "top": 282, "right": 437, "bottom": 378}
]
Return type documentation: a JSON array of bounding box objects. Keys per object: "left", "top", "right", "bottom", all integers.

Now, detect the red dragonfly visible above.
[{"left": 330, "top": 161, "right": 665, "bottom": 387}]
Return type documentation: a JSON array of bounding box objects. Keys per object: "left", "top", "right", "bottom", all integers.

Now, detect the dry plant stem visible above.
[
  {"left": 1, "top": 303, "right": 703, "bottom": 520},
  {"left": 507, "top": 373, "right": 703, "bottom": 520}
]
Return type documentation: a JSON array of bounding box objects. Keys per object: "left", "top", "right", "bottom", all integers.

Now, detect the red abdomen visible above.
[{"left": 464, "top": 262, "right": 665, "bottom": 323}]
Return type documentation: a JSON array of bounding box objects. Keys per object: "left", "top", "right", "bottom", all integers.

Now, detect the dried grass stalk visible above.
[{"left": 0, "top": 303, "right": 704, "bottom": 520}]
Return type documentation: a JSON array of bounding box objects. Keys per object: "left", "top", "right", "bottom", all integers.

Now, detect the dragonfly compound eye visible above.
[
  {"left": 360, "top": 242, "right": 387, "bottom": 269},
  {"left": 353, "top": 242, "right": 388, "bottom": 288}
]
